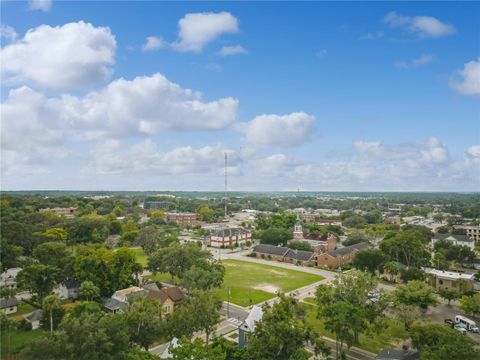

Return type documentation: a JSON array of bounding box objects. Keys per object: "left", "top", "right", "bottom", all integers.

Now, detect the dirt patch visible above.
[{"left": 253, "top": 284, "right": 280, "bottom": 293}]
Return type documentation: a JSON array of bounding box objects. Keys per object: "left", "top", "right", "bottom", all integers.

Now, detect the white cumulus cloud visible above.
[
  {"left": 449, "top": 58, "right": 480, "bottom": 95},
  {"left": 238, "top": 112, "right": 316, "bottom": 148},
  {"left": 219, "top": 45, "right": 247, "bottom": 56},
  {"left": 384, "top": 11, "right": 455, "bottom": 38},
  {"left": 0, "top": 21, "right": 116, "bottom": 90},
  {"left": 142, "top": 36, "right": 165, "bottom": 52},
  {"left": 28, "top": 0, "right": 52, "bottom": 12},
  {"left": 172, "top": 12, "right": 239, "bottom": 52}
]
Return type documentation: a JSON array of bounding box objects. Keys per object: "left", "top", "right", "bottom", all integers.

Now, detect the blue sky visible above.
[{"left": 1, "top": 1, "right": 479, "bottom": 191}]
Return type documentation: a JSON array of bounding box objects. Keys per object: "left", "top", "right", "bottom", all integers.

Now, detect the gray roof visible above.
[
  {"left": 64, "top": 279, "right": 79, "bottom": 289},
  {"left": 103, "top": 298, "right": 125, "bottom": 311},
  {"left": 0, "top": 297, "right": 18, "bottom": 308},
  {"left": 327, "top": 242, "right": 370, "bottom": 258},
  {"left": 433, "top": 234, "right": 473, "bottom": 243},
  {"left": 143, "top": 282, "right": 160, "bottom": 291},
  {"left": 284, "top": 249, "right": 314, "bottom": 262},
  {"left": 240, "top": 305, "right": 263, "bottom": 332},
  {"left": 376, "top": 349, "right": 420, "bottom": 360},
  {"left": 254, "top": 244, "right": 289, "bottom": 257},
  {"left": 26, "top": 309, "right": 43, "bottom": 322}
]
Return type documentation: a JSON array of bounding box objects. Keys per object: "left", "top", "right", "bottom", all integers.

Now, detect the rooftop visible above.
[{"left": 424, "top": 268, "right": 475, "bottom": 281}]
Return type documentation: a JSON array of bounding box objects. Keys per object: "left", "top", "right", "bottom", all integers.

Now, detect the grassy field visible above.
[
  {"left": 1, "top": 329, "right": 44, "bottom": 357},
  {"left": 221, "top": 259, "right": 324, "bottom": 307},
  {"left": 303, "top": 303, "right": 409, "bottom": 354}
]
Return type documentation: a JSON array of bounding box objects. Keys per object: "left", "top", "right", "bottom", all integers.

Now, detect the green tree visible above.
[
  {"left": 180, "top": 262, "right": 225, "bottom": 294},
  {"left": 197, "top": 205, "right": 215, "bottom": 222},
  {"left": 17, "top": 263, "right": 60, "bottom": 305},
  {"left": 287, "top": 241, "right": 313, "bottom": 252},
  {"left": 33, "top": 241, "right": 75, "bottom": 280},
  {"left": 410, "top": 323, "right": 479, "bottom": 360},
  {"left": 258, "top": 227, "right": 291, "bottom": 246},
  {"left": 170, "top": 337, "right": 226, "bottom": 360},
  {"left": 189, "top": 290, "right": 222, "bottom": 345},
  {"left": 123, "top": 297, "right": 164, "bottom": 350},
  {"left": 78, "top": 280, "right": 100, "bottom": 301},
  {"left": 23, "top": 312, "right": 130, "bottom": 360},
  {"left": 43, "top": 294, "right": 62, "bottom": 334},
  {"left": 247, "top": 294, "right": 329, "bottom": 360},
  {"left": 316, "top": 270, "right": 380, "bottom": 347},
  {"left": 352, "top": 248, "right": 387, "bottom": 274},
  {"left": 0, "top": 312, "right": 18, "bottom": 356},
  {"left": 0, "top": 239, "right": 23, "bottom": 270},
  {"left": 380, "top": 231, "right": 430, "bottom": 267},
  {"left": 136, "top": 225, "right": 178, "bottom": 254},
  {"left": 394, "top": 280, "right": 437, "bottom": 310},
  {"left": 391, "top": 304, "right": 421, "bottom": 331},
  {"left": 148, "top": 244, "right": 211, "bottom": 280},
  {"left": 437, "top": 288, "right": 459, "bottom": 306},
  {"left": 459, "top": 293, "right": 480, "bottom": 317},
  {"left": 383, "top": 261, "right": 401, "bottom": 282},
  {"left": 43, "top": 228, "right": 68, "bottom": 242}
]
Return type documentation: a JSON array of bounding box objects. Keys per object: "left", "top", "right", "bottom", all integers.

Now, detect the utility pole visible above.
[
  {"left": 227, "top": 287, "right": 231, "bottom": 318},
  {"left": 224, "top": 152, "right": 228, "bottom": 219}
]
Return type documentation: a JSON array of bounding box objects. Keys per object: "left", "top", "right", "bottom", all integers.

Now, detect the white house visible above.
[
  {"left": 0, "top": 267, "right": 22, "bottom": 289},
  {"left": 238, "top": 305, "right": 263, "bottom": 347},
  {"left": 25, "top": 309, "right": 43, "bottom": 330},
  {"left": 53, "top": 279, "right": 80, "bottom": 300}
]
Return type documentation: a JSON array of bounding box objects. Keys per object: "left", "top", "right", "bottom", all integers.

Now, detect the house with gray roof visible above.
[
  {"left": 238, "top": 305, "right": 263, "bottom": 348},
  {"left": 431, "top": 233, "right": 475, "bottom": 250},
  {"left": 25, "top": 309, "right": 43, "bottom": 330},
  {"left": 0, "top": 297, "right": 18, "bottom": 315}
]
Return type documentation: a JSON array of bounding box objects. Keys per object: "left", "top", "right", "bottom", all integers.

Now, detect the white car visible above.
[
  {"left": 470, "top": 325, "right": 479, "bottom": 333},
  {"left": 454, "top": 323, "right": 467, "bottom": 335}
]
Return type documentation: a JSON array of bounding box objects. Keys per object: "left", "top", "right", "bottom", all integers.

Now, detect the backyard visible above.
[{"left": 221, "top": 259, "right": 324, "bottom": 307}]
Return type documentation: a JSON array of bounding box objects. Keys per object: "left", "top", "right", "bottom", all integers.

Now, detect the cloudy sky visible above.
[{"left": 1, "top": 1, "right": 479, "bottom": 191}]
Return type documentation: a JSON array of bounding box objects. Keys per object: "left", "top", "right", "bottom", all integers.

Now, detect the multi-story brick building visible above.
[
  {"left": 166, "top": 212, "right": 198, "bottom": 226},
  {"left": 208, "top": 227, "right": 252, "bottom": 248},
  {"left": 454, "top": 225, "right": 480, "bottom": 243}
]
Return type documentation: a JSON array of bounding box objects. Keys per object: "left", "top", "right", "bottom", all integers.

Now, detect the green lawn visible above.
[
  {"left": 221, "top": 259, "right": 324, "bottom": 307},
  {"left": 303, "top": 303, "right": 409, "bottom": 354},
  {"left": 1, "top": 329, "right": 44, "bottom": 356},
  {"left": 8, "top": 301, "right": 37, "bottom": 319}
]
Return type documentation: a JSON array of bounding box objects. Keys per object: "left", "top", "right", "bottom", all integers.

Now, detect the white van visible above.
[{"left": 455, "top": 315, "right": 480, "bottom": 333}]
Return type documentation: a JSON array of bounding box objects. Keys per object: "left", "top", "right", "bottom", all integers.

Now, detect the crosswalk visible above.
[{"left": 227, "top": 317, "right": 243, "bottom": 326}]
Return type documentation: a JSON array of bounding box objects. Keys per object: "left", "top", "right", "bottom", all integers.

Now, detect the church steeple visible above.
[{"left": 293, "top": 211, "right": 303, "bottom": 240}]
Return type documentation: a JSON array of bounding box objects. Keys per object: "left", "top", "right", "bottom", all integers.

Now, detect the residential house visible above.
[
  {"left": 424, "top": 268, "right": 474, "bottom": 293},
  {"left": 54, "top": 279, "right": 79, "bottom": 300},
  {"left": 283, "top": 249, "right": 315, "bottom": 266},
  {"left": 0, "top": 297, "right": 18, "bottom": 315},
  {"left": 146, "top": 286, "right": 184, "bottom": 316},
  {"left": 238, "top": 305, "right": 263, "bottom": 348},
  {"left": 376, "top": 348, "right": 420, "bottom": 360},
  {"left": 104, "top": 285, "right": 184, "bottom": 316},
  {"left": 0, "top": 267, "right": 22, "bottom": 289},
  {"left": 253, "top": 244, "right": 289, "bottom": 261},
  {"left": 315, "top": 242, "right": 370, "bottom": 269},
  {"left": 208, "top": 227, "right": 252, "bottom": 248},
  {"left": 431, "top": 233, "right": 475, "bottom": 251},
  {"left": 25, "top": 309, "right": 43, "bottom": 330}
]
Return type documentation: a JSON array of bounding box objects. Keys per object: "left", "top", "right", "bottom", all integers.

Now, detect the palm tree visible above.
[{"left": 43, "top": 294, "right": 61, "bottom": 334}]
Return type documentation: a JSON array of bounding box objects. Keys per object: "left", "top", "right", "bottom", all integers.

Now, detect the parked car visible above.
[
  {"left": 444, "top": 319, "right": 454, "bottom": 327},
  {"left": 454, "top": 323, "right": 468, "bottom": 335}
]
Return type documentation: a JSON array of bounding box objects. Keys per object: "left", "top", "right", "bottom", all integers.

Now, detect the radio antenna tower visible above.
[{"left": 224, "top": 152, "right": 228, "bottom": 219}]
